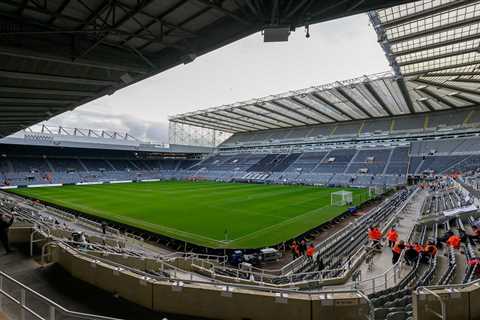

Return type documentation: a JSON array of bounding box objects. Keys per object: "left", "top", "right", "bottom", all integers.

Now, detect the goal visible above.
[
  {"left": 331, "top": 190, "right": 353, "bottom": 206},
  {"left": 369, "top": 186, "right": 386, "bottom": 198}
]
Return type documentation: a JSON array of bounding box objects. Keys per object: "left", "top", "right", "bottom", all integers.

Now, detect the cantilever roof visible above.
[
  {"left": 169, "top": 71, "right": 480, "bottom": 133},
  {"left": 0, "top": 0, "right": 414, "bottom": 138},
  {"left": 171, "top": 0, "right": 480, "bottom": 133},
  {"left": 371, "top": 0, "right": 480, "bottom": 77}
]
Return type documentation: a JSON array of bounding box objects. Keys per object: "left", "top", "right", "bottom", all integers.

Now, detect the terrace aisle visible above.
[{"left": 348, "top": 190, "right": 427, "bottom": 292}]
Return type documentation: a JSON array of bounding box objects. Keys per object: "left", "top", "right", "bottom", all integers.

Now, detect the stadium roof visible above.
[
  {"left": 0, "top": 0, "right": 414, "bottom": 138},
  {"left": 171, "top": 0, "right": 480, "bottom": 133},
  {"left": 371, "top": 0, "right": 480, "bottom": 78},
  {"left": 169, "top": 71, "right": 480, "bottom": 133}
]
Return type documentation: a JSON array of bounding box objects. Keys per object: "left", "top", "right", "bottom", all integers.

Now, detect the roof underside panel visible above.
[
  {"left": 0, "top": 0, "right": 416, "bottom": 137},
  {"left": 171, "top": 69, "right": 480, "bottom": 133},
  {"left": 373, "top": 0, "right": 480, "bottom": 78}
]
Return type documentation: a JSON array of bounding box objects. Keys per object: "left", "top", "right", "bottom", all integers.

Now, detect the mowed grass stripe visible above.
[{"left": 12, "top": 181, "right": 368, "bottom": 249}]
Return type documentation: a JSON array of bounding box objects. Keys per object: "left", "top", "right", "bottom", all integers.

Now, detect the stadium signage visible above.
[
  {"left": 76, "top": 182, "right": 104, "bottom": 186},
  {"left": 27, "top": 184, "right": 63, "bottom": 188}
]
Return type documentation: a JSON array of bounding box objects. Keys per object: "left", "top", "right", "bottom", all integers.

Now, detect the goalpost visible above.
[
  {"left": 369, "top": 186, "right": 387, "bottom": 198},
  {"left": 331, "top": 190, "right": 353, "bottom": 206}
]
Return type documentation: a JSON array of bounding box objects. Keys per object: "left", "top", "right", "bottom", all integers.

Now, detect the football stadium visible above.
[{"left": 2, "top": 1, "right": 480, "bottom": 320}]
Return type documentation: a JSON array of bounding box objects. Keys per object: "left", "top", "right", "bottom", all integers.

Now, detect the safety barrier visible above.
[
  {"left": 414, "top": 279, "right": 480, "bottom": 320},
  {"left": 48, "top": 242, "right": 373, "bottom": 320},
  {"left": 0, "top": 270, "right": 123, "bottom": 320}
]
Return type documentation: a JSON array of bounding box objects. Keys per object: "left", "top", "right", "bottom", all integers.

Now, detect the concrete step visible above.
[{"left": 452, "top": 252, "right": 467, "bottom": 284}]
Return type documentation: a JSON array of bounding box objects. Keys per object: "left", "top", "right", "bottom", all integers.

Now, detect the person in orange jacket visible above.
[
  {"left": 392, "top": 240, "right": 406, "bottom": 264},
  {"left": 423, "top": 241, "right": 437, "bottom": 257},
  {"left": 414, "top": 242, "right": 424, "bottom": 254},
  {"left": 306, "top": 244, "right": 315, "bottom": 262},
  {"left": 368, "top": 226, "right": 382, "bottom": 249},
  {"left": 447, "top": 233, "right": 462, "bottom": 249},
  {"left": 387, "top": 228, "right": 399, "bottom": 248}
]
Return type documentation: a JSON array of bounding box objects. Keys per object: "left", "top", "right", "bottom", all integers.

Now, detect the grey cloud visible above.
[
  {"left": 46, "top": 110, "right": 169, "bottom": 142},
  {"left": 40, "top": 14, "right": 388, "bottom": 143}
]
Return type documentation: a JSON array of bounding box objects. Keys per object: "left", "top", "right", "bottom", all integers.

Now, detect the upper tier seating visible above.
[
  {"left": 313, "top": 149, "right": 357, "bottom": 173},
  {"left": 385, "top": 147, "right": 409, "bottom": 175},
  {"left": 220, "top": 107, "right": 480, "bottom": 147},
  {"left": 9, "top": 157, "right": 50, "bottom": 172},
  {"left": 284, "top": 152, "right": 329, "bottom": 173},
  {"left": 346, "top": 149, "right": 391, "bottom": 174},
  {"left": 48, "top": 158, "right": 84, "bottom": 172}
]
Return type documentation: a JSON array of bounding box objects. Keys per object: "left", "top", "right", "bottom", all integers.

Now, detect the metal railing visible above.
[
  {"left": 189, "top": 251, "right": 366, "bottom": 287},
  {"left": 0, "top": 270, "right": 123, "bottom": 320},
  {"left": 336, "top": 188, "right": 424, "bottom": 294},
  {"left": 280, "top": 193, "right": 395, "bottom": 275},
  {"left": 352, "top": 250, "right": 407, "bottom": 294}
]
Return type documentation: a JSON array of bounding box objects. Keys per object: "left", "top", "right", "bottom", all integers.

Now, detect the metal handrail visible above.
[
  {"left": 356, "top": 290, "right": 375, "bottom": 320},
  {"left": 283, "top": 190, "right": 407, "bottom": 275},
  {"left": 41, "top": 241, "right": 209, "bottom": 285},
  {"left": 21, "top": 211, "right": 227, "bottom": 265},
  {"left": 0, "top": 269, "right": 123, "bottom": 320},
  {"left": 339, "top": 188, "right": 424, "bottom": 293}
]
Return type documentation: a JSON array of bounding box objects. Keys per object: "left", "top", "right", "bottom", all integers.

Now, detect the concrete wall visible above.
[
  {"left": 53, "top": 246, "right": 370, "bottom": 320},
  {"left": 414, "top": 283, "right": 480, "bottom": 320},
  {"left": 9, "top": 226, "right": 33, "bottom": 243}
]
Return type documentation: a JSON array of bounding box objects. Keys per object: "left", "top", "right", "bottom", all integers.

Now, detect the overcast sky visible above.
[{"left": 44, "top": 13, "right": 390, "bottom": 143}]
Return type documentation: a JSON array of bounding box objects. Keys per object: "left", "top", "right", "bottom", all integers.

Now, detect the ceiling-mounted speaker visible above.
[{"left": 263, "top": 27, "right": 290, "bottom": 42}]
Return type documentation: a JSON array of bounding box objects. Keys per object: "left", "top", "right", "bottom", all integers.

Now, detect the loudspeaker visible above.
[{"left": 263, "top": 27, "right": 290, "bottom": 42}]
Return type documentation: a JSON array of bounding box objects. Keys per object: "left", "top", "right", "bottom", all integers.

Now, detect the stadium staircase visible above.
[
  {"left": 382, "top": 149, "right": 395, "bottom": 175},
  {"left": 246, "top": 154, "right": 279, "bottom": 172}
]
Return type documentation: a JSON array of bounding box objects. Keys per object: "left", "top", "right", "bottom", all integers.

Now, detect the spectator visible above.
[
  {"left": 368, "top": 226, "right": 382, "bottom": 250},
  {"left": 437, "top": 230, "right": 454, "bottom": 249},
  {"left": 467, "top": 257, "right": 480, "bottom": 278},
  {"left": 392, "top": 240, "right": 405, "bottom": 264},
  {"left": 468, "top": 226, "right": 480, "bottom": 241},
  {"left": 447, "top": 233, "right": 462, "bottom": 250},
  {"left": 414, "top": 242, "right": 423, "bottom": 254},
  {"left": 404, "top": 244, "right": 418, "bottom": 266},
  {"left": 101, "top": 221, "right": 107, "bottom": 235},
  {"left": 290, "top": 241, "right": 299, "bottom": 259},
  {"left": 306, "top": 244, "right": 315, "bottom": 262},
  {"left": 316, "top": 256, "right": 325, "bottom": 271},
  {"left": 386, "top": 227, "right": 398, "bottom": 248},
  {"left": 423, "top": 241, "right": 437, "bottom": 263},
  {"left": 0, "top": 212, "right": 15, "bottom": 254},
  {"left": 300, "top": 240, "right": 307, "bottom": 256}
]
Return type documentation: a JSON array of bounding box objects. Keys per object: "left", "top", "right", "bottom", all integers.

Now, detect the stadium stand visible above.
[{"left": 3, "top": 0, "right": 480, "bottom": 319}]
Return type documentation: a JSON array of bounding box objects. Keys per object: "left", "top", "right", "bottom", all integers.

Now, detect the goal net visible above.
[
  {"left": 369, "top": 186, "right": 386, "bottom": 198},
  {"left": 331, "top": 190, "right": 353, "bottom": 206}
]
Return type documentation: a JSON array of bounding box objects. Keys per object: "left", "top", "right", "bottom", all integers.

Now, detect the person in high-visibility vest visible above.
[
  {"left": 387, "top": 228, "right": 399, "bottom": 248},
  {"left": 423, "top": 241, "right": 437, "bottom": 262},
  {"left": 447, "top": 234, "right": 462, "bottom": 250},
  {"left": 306, "top": 244, "right": 315, "bottom": 262},
  {"left": 414, "top": 242, "right": 423, "bottom": 254},
  {"left": 368, "top": 226, "right": 382, "bottom": 249},
  {"left": 392, "top": 240, "right": 406, "bottom": 265}
]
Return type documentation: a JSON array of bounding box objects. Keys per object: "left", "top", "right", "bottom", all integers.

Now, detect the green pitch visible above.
[{"left": 12, "top": 181, "right": 369, "bottom": 249}]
